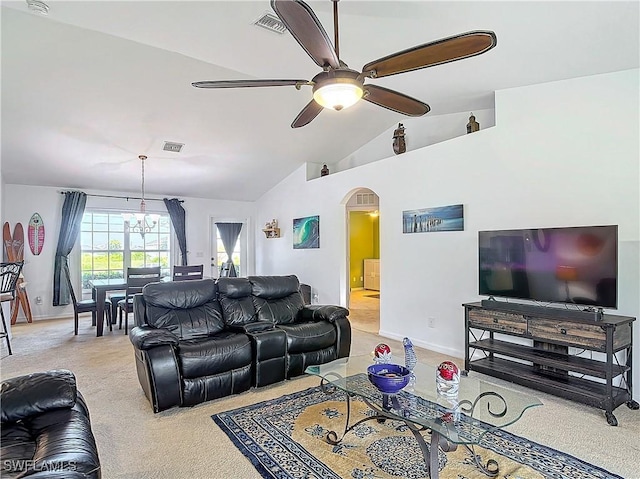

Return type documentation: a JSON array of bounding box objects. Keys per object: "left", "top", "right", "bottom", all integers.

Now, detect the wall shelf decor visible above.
[{"left": 263, "top": 219, "right": 280, "bottom": 239}]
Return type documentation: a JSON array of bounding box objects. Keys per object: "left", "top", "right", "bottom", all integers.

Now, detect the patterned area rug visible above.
[{"left": 212, "top": 385, "right": 621, "bottom": 479}]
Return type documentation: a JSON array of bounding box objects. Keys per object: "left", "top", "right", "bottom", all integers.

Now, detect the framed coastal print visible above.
[
  {"left": 402, "top": 204, "right": 464, "bottom": 234},
  {"left": 293, "top": 215, "right": 320, "bottom": 249}
]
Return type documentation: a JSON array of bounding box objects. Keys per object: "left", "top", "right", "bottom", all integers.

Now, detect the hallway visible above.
[{"left": 348, "top": 289, "right": 380, "bottom": 334}]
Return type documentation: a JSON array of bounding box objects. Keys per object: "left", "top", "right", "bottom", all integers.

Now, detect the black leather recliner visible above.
[
  {"left": 0, "top": 370, "right": 101, "bottom": 479},
  {"left": 247, "top": 276, "right": 351, "bottom": 378},
  {"left": 130, "top": 275, "right": 350, "bottom": 413},
  {"left": 130, "top": 279, "right": 253, "bottom": 413}
]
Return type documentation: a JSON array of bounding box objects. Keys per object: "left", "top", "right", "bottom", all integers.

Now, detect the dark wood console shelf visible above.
[{"left": 464, "top": 301, "right": 638, "bottom": 426}]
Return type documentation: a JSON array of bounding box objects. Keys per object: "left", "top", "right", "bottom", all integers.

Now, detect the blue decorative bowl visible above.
[{"left": 367, "top": 363, "right": 412, "bottom": 394}]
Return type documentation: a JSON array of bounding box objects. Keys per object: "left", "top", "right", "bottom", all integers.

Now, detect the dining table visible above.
[{"left": 89, "top": 278, "right": 127, "bottom": 337}]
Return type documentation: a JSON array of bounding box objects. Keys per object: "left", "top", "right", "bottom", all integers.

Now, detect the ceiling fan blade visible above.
[
  {"left": 363, "top": 85, "right": 430, "bottom": 117},
  {"left": 271, "top": 0, "right": 340, "bottom": 69},
  {"left": 362, "top": 31, "right": 497, "bottom": 79},
  {"left": 192, "top": 79, "right": 308, "bottom": 89},
  {"left": 291, "top": 100, "right": 323, "bottom": 128}
]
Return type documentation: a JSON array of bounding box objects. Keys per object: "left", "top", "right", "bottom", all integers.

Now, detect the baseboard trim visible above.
[{"left": 377, "top": 329, "right": 464, "bottom": 360}]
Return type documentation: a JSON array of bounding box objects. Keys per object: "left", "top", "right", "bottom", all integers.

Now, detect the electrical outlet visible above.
[
  {"left": 35, "top": 296, "right": 43, "bottom": 305},
  {"left": 353, "top": 277, "right": 356, "bottom": 282},
  {"left": 312, "top": 293, "right": 319, "bottom": 304},
  {"left": 428, "top": 317, "right": 436, "bottom": 328},
  {"left": 360, "top": 276, "right": 363, "bottom": 281}
]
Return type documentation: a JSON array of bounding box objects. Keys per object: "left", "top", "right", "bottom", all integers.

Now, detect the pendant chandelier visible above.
[{"left": 123, "top": 155, "right": 159, "bottom": 238}]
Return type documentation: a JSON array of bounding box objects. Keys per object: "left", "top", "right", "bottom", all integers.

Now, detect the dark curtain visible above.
[
  {"left": 53, "top": 191, "right": 87, "bottom": 306},
  {"left": 164, "top": 198, "right": 187, "bottom": 266},
  {"left": 216, "top": 222, "right": 242, "bottom": 277}
]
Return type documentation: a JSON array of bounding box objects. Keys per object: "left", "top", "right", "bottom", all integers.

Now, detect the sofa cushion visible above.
[
  {"left": 143, "top": 279, "right": 224, "bottom": 339},
  {"left": 1, "top": 370, "right": 77, "bottom": 424},
  {"left": 249, "top": 276, "right": 304, "bottom": 324},
  {"left": 218, "top": 277, "right": 257, "bottom": 326},
  {"left": 249, "top": 275, "right": 300, "bottom": 299},
  {"left": 178, "top": 331, "right": 253, "bottom": 379},
  {"left": 276, "top": 321, "right": 337, "bottom": 354}
]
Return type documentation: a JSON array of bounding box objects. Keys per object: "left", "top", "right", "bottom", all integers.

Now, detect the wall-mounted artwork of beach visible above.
[{"left": 402, "top": 204, "right": 464, "bottom": 234}]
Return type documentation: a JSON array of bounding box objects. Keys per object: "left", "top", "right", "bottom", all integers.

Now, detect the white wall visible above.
[
  {"left": 255, "top": 69, "right": 640, "bottom": 396},
  {"left": 1, "top": 184, "right": 255, "bottom": 320}
]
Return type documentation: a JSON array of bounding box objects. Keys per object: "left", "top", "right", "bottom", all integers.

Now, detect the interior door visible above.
[{"left": 210, "top": 218, "right": 249, "bottom": 278}]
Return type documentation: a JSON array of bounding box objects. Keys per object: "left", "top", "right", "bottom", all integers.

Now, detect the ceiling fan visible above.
[{"left": 192, "top": 0, "right": 497, "bottom": 128}]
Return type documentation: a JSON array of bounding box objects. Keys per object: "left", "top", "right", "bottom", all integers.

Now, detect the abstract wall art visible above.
[
  {"left": 293, "top": 215, "right": 320, "bottom": 249},
  {"left": 402, "top": 204, "right": 464, "bottom": 234}
]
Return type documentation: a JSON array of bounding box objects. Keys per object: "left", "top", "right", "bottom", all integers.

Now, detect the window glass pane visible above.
[
  {"left": 93, "top": 252, "right": 108, "bottom": 272},
  {"left": 159, "top": 252, "right": 169, "bottom": 269},
  {"left": 159, "top": 234, "right": 170, "bottom": 250},
  {"left": 93, "top": 232, "right": 109, "bottom": 250},
  {"left": 93, "top": 214, "right": 109, "bottom": 232},
  {"left": 81, "top": 231, "right": 93, "bottom": 250},
  {"left": 130, "top": 234, "right": 144, "bottom": 250},
  {"left": 144, "top": 234, "right": 159, "bottom": 250},
  {"left": 146, "top": 252, "right": 160, "bottom": 267},
  {"left": 81, "top": 215, "right": 93, "bottom": 231},
  {"left": 109, "top": 215, "right": 124, "bottom": 231},
  {"left": 81, "top": 253, "right": 93, "bottom": 272},
  {"left": 159, "top": 217, "right": 171, "bottom": 233},
  {"left": 109, "top": 252, "right": 124, "bottom": 273},
  {"left": 109, "top": 233, "right": 124, "bottom": 250},
  {"left": 131, "top": 251, "right": 145, "bottom": 268}
]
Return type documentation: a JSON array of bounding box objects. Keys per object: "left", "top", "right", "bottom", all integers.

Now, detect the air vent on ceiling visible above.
[
  {"left": 253, "top": 13, "right": 288, "bottom": 34},
  {"left": 26, "top": 0, "right": 49, "bottom": 15},
  {"left": 163, "top": 141, "right": 184, "bottom": 153}
]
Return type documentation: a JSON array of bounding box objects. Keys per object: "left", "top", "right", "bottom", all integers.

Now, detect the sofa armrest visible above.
[
  {"left": 228, "top": 320, "right": 275, "bottom": 334},
  {"left": 298, "top": 305, "right": 349, "bottom": 323},
  {"left": 130, "top": 326, "right": 179, "bottom": 350},
  {"left": 133, "top": 293, "right": 146, "bottom": 328},
  {"left": 1, "top": 370, "right": 77, "bottom": 424}
]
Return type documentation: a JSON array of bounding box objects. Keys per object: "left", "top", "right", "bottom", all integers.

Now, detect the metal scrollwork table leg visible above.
[{"left": 318, "top": 376, "right": 507, "bottom": 479}]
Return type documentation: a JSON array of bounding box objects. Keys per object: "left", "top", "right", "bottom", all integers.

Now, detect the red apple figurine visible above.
[{"left": 373, "top": 343, "right": 393, "bottom": 363}]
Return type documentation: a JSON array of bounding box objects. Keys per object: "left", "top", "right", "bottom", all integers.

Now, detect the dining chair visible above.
[
  {"left": 109, "top": 292, "right": 125, "bottom": 325},
  {"left": 0, "top": 261, "right": 24, "bottom": 355},
  {"left": 118, "top": 266, "right": 162, "bottom": 334},
  {"left": 64, "top": 265, "right": 112, "bottom": 336},
  {"left": 172, "top": 264, "right": 204, "bottom": 281}
]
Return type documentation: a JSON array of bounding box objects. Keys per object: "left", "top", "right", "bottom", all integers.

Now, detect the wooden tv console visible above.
[{"left": 463, "top": 301, "right": 638, "bottom": 425}]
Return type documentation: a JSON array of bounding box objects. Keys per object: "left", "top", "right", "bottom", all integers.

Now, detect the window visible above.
[{"left": 80, "top": 211, "right": 171, "bottom": 292}]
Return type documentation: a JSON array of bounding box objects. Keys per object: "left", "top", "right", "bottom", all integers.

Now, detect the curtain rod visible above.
[{"left": 59, "top": 192, "right": 183, "bottom": 203}]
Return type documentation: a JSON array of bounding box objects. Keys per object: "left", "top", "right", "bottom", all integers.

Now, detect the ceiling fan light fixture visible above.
[{"left": 312, "top": 77, "right": 363, "bottom": 111}]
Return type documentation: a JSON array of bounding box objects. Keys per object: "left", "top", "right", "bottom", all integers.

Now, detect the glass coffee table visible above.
[{"left": 306, "top": 355, "right": 542, "bottom": 479}]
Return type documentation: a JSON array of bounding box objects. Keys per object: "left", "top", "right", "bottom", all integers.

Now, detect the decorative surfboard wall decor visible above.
[
  {"left": 2, "top": 222, "right": 33, "bottom": 323},
  {"left": 28, "top": 213, "right": 45, "bottom": 256}
]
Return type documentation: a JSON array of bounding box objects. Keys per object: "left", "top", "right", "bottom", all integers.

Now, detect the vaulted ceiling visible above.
[{"left": 1, "top": 1, "right": 638, "bottom": 201}]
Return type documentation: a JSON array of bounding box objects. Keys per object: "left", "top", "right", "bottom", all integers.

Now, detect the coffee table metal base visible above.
[{"left": 319, "top": 377, "right": 499, "bottom": 479}]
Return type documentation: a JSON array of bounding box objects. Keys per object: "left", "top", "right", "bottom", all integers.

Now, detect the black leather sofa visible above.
[
  {"left": 130, "top": 275, "right": 351, "bottom": 413},
  {"left": 1, "top": 370, "right": 101, "bottom": 479}
]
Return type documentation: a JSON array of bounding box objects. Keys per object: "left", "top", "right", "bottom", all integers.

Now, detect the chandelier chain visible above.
[{"left": 139, "top": 155, "right": 147, "bottom": 213}]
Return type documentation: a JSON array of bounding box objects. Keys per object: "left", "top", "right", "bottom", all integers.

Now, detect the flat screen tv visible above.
[{"left": 479, "top": 225, "right": 618, "bottom": 308}]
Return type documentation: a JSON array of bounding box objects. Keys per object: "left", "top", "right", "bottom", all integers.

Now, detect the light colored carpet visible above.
[{"left": 1, "top": 317, "right": 639, "bottom": 479}]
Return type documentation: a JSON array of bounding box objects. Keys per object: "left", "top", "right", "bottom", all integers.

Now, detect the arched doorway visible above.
[{"left": 345, "top": 188, "right": 380, "bottom": 333}]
